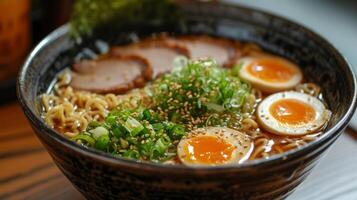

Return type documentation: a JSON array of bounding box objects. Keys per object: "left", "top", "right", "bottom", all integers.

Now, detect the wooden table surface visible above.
[{"left": 0, "top": 102, "right": 356, "bottom": 200}]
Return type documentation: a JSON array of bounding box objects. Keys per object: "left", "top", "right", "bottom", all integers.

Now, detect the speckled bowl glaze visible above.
[{"left": 17, "top": 2, "right": 356, "bottom": 200}]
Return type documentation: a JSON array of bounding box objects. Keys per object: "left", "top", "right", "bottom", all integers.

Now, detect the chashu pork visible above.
[
  {"left": 70, "top": 55, "right": 152, "bottom": 94},
  {"left": 110, "top": 40, "right": 190, "bottom": 78}
]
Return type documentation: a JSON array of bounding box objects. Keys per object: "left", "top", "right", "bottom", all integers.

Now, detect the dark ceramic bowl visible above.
[{"left": 17, "top": 2, "right": 356, "bottom": 200}]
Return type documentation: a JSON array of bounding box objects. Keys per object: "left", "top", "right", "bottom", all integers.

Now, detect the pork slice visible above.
[
  {"left": 171, "top": 36, "right": 241, "bottom": 67},
  {"left": 70, "top": 56, "right": 152, "bottom": 94},
  {"left": 110, "top": 42, "right": 189, "bottom": 78}
]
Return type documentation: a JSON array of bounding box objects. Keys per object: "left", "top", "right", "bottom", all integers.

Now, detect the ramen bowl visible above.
[{"left": 17, "top": 2, "right": 356, "bottom": 199}]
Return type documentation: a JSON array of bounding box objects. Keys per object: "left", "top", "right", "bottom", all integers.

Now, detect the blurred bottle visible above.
[{"left": 0, "top": 0, "right": 30, "bottom": 82}]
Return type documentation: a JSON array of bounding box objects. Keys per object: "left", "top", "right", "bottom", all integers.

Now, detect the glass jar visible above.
[{"left": 0, "top": 0, "right": 30, "bottom": 82}]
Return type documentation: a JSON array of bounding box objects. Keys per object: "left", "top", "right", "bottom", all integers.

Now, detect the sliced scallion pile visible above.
[
  {"left": 151, "top": 59, "right": 251, "bottom": 129},
  {"left": 74, "top": 107, "right": 186, "bottom": 162}
]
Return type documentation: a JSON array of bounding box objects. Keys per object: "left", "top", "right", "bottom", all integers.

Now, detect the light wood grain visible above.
[{"left": 0, "top": 102, "right": 356, "bottom": 200}]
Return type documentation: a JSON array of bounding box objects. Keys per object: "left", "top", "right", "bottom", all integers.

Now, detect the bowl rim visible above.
[{"left": 17, "top": 2, "right": 357, "bottom": 174}]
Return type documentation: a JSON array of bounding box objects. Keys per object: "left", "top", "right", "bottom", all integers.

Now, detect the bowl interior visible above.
[{"left": 18, "top": 2, "right": 356, "bottom": 167}]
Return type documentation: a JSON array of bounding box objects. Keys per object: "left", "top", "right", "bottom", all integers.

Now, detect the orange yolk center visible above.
[
  {"left": 269, "top": 99, "right": 316, "bottom": 125},
  {"left": 247, "top": 58, "right": 296, "bottom": 82},
  {"left": 184, "top": 135, "right": 235, "bottom": 164}
]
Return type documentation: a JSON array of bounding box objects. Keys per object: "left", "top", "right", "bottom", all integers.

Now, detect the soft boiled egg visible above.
[
  {"left": 177, "top": 127, "right": 253, "bottom": 166},
  {"left": 257, "top": 91, "right": 331, "bottom": 136},
  {"left": 239, "top": 55, "right": 303, "bottom": 93}
]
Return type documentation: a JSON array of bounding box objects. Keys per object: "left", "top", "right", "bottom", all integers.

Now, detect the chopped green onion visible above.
[
  {"left": 152, "top": 123, "right": 164, "bottom": 132},
  {"left": 95, "top": 134, "right": 110, "bottom": 151},
  {"left": 141, "top": 108, "right": 154, "bottom": 122},
  {"left": 89, "top": 126, "right": 109, "bottom": 140},
  {"left": 168, "top": 124, "right": 186, "bottom": 140},
  {"left": 124, "top": 116, "right": 144, "bottom": 136},
  {"left": 87, "top": 121, "right": 102, "bottom": 130},
  {"left": 72, "top": 134, "right": 95, "bottom": 147},
  {"left": 105, "top": 115, "right": 118, "bottom": 127},
  {"left": 123, "top": 149, "right": 140, "bottom": 159},
  {"left": 139, "top": 140, "right": 154, "bottom": 156},
  {"left": 151, "top": 137, "right": 170, "bottom": 159},
  {"left": 112, "top": 125, "right": 125, "bottom": 138},
  {"left": 159, "top": 83, "right": 168, "bottom": 91},
  {"left": 230, "top": 62, "right": 244, "bottom": 77}
]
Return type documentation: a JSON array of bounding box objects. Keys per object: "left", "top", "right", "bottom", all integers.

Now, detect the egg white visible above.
[
  {"left": 257, "top": 91, "right": 331, "bottom": 136},
  {"left": 177, "top": 127, "right": 253, "bottom": 166},
  {"left": 238, "top": 56, "right": 303, "bottom": 93}
]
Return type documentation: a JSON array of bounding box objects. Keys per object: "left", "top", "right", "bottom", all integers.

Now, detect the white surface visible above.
[
  {"left": 224, "top": 0, "right": 357, "bottom": 130},
  {"left": 223, "top": 1, "right": 357, "bottom": 199},
  {"left": 289, "top": 131, "right": 357, "bottom": 200}
]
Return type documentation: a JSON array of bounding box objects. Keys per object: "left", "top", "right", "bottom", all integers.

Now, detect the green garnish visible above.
[
  {"left": 151, "top": 59, "right": 251, "bottom": 129},
  {"left": 85, "top": 107, "right": 186, "bottom": 162},
  {"left": 72, "top": 133, "right": 95, "bottom": 147},
  {"left": 70, "top": 0, "right": 179, "bottom": 38},
  {"left": 89, "top": 126, "right": 109, "bottom": 139},
  {"left": 95, "top": 134, "right": 110, "bottom": 151},
  {"left": 124, "top": 116, "right": 144, "bottom": 136}
]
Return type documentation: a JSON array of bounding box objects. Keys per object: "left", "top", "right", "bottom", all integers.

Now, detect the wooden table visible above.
[
  {"left": 0, "top": 102, "right": 83, "bottom": 200},
  {"left": 1, "top": 102, "right": 356, "bottom": 200}
]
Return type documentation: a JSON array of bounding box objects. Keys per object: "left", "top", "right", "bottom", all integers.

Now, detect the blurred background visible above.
[
  {"left": 0, "top": 0, "right": 356, "bottom": 199},
  {"left": 0, "top": 0, "right": 73, "bottom": 103}
]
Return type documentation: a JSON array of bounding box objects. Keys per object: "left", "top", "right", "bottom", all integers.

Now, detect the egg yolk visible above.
[
  {"left": 247, "top": 58, "right": 296, "bottom": 82},
  {"left": 269, "top": 98, "right": 316, "bottom": 125},
  {"left": 184, "top": 135, "right": 235, "bottom": 164}
]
